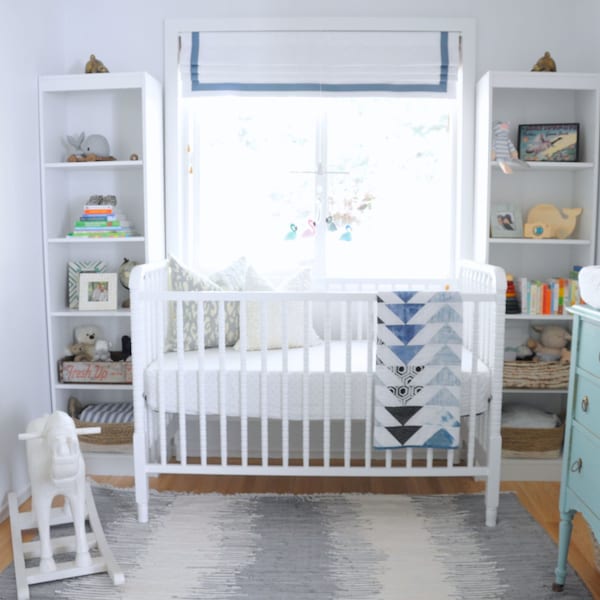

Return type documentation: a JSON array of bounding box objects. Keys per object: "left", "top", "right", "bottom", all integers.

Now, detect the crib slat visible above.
[
  {"left": 217, "top": 300, "right": 228, "bottom": 466},
  {"left": 323, "top": 301, "right": 332, "bottom": 468},
  {"left": 344, "top": 300, "right": 352, "bottom": 468},
  {"left": 302, "top": 300, "right": 310, "bottom": 468},
  {"left": 364, "top": 299, "right": 374, "bottom": 468},
  {"left": 196, "top": 301, "right": 207, "bottom": 467},
  {"left": 157, "top": 298, "right": 167, "bottom": 465},
  {"left": 176, "top": 300, "right": 187, "bottom": 465},
  {"left": 260, "top": 302, "right": 269, "bottom": 467},
  {"left": 466, "top": 301, "right": 480, "bottom": 468},
  {"left": 281, "top": 302, "right": 289, "bottom": 468},
  {"left": 239, "top": 300, "right": 249, "bottom": 468}
]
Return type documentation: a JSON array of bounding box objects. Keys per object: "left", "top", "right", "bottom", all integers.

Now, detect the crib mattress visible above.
[{"left": 144, "top": 341, "right": 491, "bottom": 420}]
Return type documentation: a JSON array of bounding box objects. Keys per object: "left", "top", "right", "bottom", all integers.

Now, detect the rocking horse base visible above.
[{"left": 8, "top": 480, "right": 124, "bottom": 600}]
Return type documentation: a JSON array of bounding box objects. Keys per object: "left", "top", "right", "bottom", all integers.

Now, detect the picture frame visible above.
[
  {"left": 67, "top": 260, "right": 106, "bottom": 308},
  {"left": 518, "top": 123, "right": 579, "bottom": 162},
  {"left": 490, "top": 204, "right": 523, "bottom": 238},
  {"left": 78, "top": 272, "right": 118, "bottom": 311}
]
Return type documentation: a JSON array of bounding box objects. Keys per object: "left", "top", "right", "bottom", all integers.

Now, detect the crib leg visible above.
[
  {"left": 133, "top": 429, "right": 149, "bottom": 523},
  {"left": 484, "top": 432, "right": 502, "bottom": 527}
]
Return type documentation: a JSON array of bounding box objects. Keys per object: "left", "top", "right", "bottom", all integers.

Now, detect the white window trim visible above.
[{"left": 164, "top": 18, "right": 476, "bottom": 272}]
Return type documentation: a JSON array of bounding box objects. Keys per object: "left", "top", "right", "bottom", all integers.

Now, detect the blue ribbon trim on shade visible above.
[{"left": 189, "top": 31, "right": 449, "bottom": 93}]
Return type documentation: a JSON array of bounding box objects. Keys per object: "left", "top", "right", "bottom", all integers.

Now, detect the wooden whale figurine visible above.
[{"left": 526, "top": 204, "right": 583, "bottom": 239}]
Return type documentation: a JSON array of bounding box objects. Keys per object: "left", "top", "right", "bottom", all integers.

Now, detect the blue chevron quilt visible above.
[{"left": 373, "top": 291, "right": 463, "bottom": 449}]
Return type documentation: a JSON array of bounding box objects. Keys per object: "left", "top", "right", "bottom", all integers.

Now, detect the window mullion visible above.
[{"left": 314, "top": 108, "right": 328, "bottom": 280}]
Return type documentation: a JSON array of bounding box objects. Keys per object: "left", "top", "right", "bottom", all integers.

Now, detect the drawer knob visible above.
[
  {"left": 581, "top": 396, "right": 590, "bottom": 412},
  {"left": 571, "top": 458, "right": 583, "bottom": 473}
]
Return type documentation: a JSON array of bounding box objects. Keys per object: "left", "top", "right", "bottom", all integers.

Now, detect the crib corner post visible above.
[
  {"left": 137, "top": 499, "right": 149, "bottom": 524},
  {"left": 133, "top": 427, "right": 149, "bottom": 523},
  {"left": 484, "top": 431, "right": 502, "bottom": 527}
]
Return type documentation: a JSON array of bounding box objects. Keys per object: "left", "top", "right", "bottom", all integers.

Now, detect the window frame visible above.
[{"left": 164, "top": 18, "right": 476, "bottom": 274}]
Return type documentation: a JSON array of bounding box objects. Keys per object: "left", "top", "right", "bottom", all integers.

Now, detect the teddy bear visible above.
[
  {"left": 527, "top": 324, "right": 571, "bottom": 365},
  {"left": 67, "top": 324, "right": 111, "bottom": 362}
]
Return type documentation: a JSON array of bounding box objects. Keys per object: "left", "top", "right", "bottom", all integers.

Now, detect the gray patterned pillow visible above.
[{"left": 165, "top": 256, "right": 247, "bottom": 351}]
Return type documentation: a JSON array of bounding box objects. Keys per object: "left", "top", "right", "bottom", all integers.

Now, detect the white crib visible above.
[{"left": 130, "top": 260, "right": 506, "bottom": 526}]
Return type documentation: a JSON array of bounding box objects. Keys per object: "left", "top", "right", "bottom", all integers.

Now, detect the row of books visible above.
[
  {"left": 67, "top": 204, "right": 137, "bottom": 238},
  {"left": 516, "top": 276, "right": 581, "bottom": 315}
]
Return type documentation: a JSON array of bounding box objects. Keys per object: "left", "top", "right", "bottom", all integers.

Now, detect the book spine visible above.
[
  {"left": 74, "top": 220, "right": 121, "bottom": 228},
  {"left": 67, "top": 231, "right": 132, "bottom": 237},
  {"left": 79, "top": 214, "right": 115, "bottom": 221}
]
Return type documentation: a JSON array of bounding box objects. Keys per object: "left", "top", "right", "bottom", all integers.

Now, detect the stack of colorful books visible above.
[{"left": 67, "top": 204, "right": 136, "bottom": 238}]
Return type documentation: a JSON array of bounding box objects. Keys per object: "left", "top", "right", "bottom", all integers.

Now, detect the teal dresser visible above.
[{"left": 554, "top": 305, "right": 600, "bottom": 592}]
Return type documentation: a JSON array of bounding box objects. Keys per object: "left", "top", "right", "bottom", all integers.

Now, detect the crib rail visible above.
[{"left": 130, "top": 261, "right": 505, "bottom": 489}]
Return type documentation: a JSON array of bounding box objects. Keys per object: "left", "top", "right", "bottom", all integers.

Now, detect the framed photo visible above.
[
  {"left": 67, "top": 260, "right": 106, "bottom": 308},
  {"left": 491, "top": 204, "right": 523, "bottom": 238},
  {"left": 518, "top": 123, "right": 579, "bottom": 162},
  {"left": 78, "top": 272, "right": 118, "bottom": 311}
]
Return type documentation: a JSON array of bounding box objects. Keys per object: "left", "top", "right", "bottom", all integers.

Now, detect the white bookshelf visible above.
[
  {"left": 38, "top": 72, "right": 165, "bottom": 474},
  {"left": 474, "top": 71, "right": 600, "bottom": 480}
]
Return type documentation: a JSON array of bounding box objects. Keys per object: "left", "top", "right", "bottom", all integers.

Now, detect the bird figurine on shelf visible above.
[
  {"left": 85, "top": 54, "right": 109, "bottom": 74},
  {"left": 326, "top": 216, "right": 337, "bottom": 232},
  {"left": 531, "top": 51, "right": 557, "bottom": 72},
  {"left": 284, "top": 223, "right": 298, "bottom": 240}
]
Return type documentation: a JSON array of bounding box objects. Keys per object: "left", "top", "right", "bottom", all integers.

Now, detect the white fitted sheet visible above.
[{"left": 144, "top": 341, "right": 490, "bottom": 420}]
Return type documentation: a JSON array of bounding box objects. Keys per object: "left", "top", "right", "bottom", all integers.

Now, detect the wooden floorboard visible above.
[{"left": 2, "top": 476, "right": 599, "bottom": 599}]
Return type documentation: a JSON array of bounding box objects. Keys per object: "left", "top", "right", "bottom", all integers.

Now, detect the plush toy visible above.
[
  {"left": 528, "top": 324, "right": 571, "bottom": 364},
  {"left": 491, "top": 121, "right": 529, "bottom": 174},
  {"left": 67, "top": 325, "right": 112, "bottom": 362},
  {"left": 68, "top": 342, "right": 96, "bottom": 362},
  {"left": 65, "top": 132, "right": 115, "bottom": 162}
]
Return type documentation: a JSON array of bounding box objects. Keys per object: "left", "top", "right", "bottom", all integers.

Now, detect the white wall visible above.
[
  {"left": 0, "top": 2, "right": 64, "bottom": 514},
  {"left": 54, "top": 0, "right": 600, "bottom": 78},
  {"left": 1, "top": 0, "right": 599, "bottom": 514}
]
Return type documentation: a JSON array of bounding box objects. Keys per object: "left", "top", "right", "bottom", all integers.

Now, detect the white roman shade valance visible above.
[{"left": 179, "top": 30, "right": 460, "bottom": 97}]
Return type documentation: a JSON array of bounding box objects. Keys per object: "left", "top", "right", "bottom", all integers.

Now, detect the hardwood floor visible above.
[{"left": 2, "top": 476, "right": 600, "bottom": 598}]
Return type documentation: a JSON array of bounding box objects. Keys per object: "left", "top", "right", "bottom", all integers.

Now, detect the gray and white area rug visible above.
[{"left": 0, "top": 486, "right": 591, "bottom": 599}]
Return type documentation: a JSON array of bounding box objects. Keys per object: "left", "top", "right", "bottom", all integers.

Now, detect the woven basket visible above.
[
  {"left": 503, "top": 361, "right": 570, "bottom": 389},
  {"left": 501, "top": 422, "right": 565, "bottom": 458},
  {"left": 68, "top": 396, "right": 133, "bottom": 445}
]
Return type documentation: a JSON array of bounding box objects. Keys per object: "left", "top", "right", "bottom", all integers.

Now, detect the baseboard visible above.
[{"left": 501, "top": 457, "right": 562, "bottom": 481}]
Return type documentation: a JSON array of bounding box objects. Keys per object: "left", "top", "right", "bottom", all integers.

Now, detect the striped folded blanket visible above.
[{"left": 79, "top": 401, "right": 133, "bottom": 424}]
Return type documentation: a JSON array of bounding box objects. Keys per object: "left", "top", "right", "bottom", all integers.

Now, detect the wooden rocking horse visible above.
[{"left": 8, "top": 410, "right": 124, "bottom": 599}]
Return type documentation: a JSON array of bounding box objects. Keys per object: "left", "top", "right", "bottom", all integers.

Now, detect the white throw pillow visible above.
[{"left": 235, "top": 266, "right": 321, "bottom": 351}]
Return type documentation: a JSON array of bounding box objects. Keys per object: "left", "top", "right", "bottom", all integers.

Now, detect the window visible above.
[
  {"left": 165, "top": 20, "right": 475, "bottom": 280},
  {"left": 182, "top": 94, "right": 454, "bottom": 278}
]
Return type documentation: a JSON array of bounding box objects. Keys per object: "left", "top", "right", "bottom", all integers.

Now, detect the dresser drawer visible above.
[
  {"left": 566, "top": 425, "right": 600, "bottom": 503},
  {"left": 578, "top": 319, "right": 600, "bottom": 376},
  {"left": 573, "top": 373, "right": 600, "bottom": 433}
]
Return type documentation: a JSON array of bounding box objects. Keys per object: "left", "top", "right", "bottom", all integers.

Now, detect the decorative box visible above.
[{"left": 58, "top": 352, "right": 132, "bottom": 384}]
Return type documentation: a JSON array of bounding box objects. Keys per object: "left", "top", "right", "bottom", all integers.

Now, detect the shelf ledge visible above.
[
  {"left": 45, "top": 160, "right": 143, "bottom": 170},
  {"left": 491, "top": 160, "right": 594, "bottom": 171},
  {"left": 51, "top": 308, "right": 131, "bottom": 317},
  {"left": 489, "top": 238, "right": 590, "bottom": 245},
  {"left": 48, "top": 236, "right": 145, "bottom": 244},
  {"left": 506, "top": 313, "right": 573, "bottom": 320}
]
